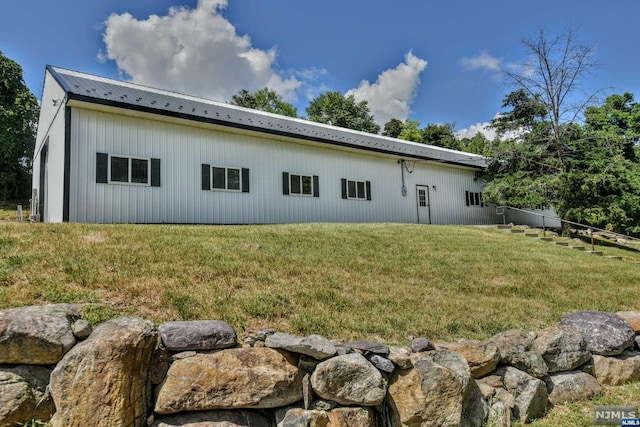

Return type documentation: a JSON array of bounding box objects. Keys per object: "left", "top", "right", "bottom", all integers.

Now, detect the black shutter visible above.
[
  {"left": 465, "top": 191, "right": 470, "bottom": 206},
  {"left": 366, "top": 181, "right": 371, "bottom": 201},
  {"left": 313, "top": 175, "right": 319, "bottom": 197},
  {"left": 96, "top": 152, "right": 108, "bottom": 183},
  {"left": 341, "top": 179, "right": 347, "bottom": 199},
  {"left": 474, "top": 192, "right": 480, "bottom": 206},
  {"left": 151, "top": 158, "right": 161, "bottom": 187},
  {"left": 242, "top": 168, "right": 250, "bottom": 193},
  {"left": 202, "top": 164, "right": 211, "bottom": 190},
  {"left": 282, "top": 172, "right": 289, "bottom": 195}
]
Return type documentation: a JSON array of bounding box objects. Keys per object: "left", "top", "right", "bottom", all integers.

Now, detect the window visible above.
[
  {"left": 282, "top": 172, "right": 319, "bottom": 197},
  {"left": 201, "top": 164, "right": 249, "bottom": 192},
  {"left": 418, "top": 189, "right": 427, "bottom": 207},
  {"left": 341, "top": 179, "right": 371, "bottom": 201},
  {"left": 465, "top": 191, "right": 484, "bottom": 207},
  {"left": 96, "top": 153, "right": 160, "bottom": 186}
]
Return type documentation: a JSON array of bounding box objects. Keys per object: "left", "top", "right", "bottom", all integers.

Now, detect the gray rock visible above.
[
  {"left": 496, "top": 366, "right": 549, "bottom": 424},
  {"left": 532, "top": 324, "right": 591, "bottom": 372},
  {"left": 410, "top": 337, "right": 435, "bottom": 353},
  {"left": 0, "top": 365, "right": 54, "bottom": 427},
  {"left": 153, "top": 410, "right": 273, "bottom": 427},
  {"left": 560, "top": 311, "right": 635, "bottom": 356},
  {"left": 446, "top": 339, "right": 500, "bottom": 378},
  {"left": 367, "top": 354, "right": 395, "bottom": 373},
  {"left": 155, "top": 348, "right": 303, "bottom": 413},
  {"left": 310, "top": 353, "right": 386, "bottom": 406},
  {"left": 265, "top": 332, "right": 336, "bottom": 360},
  {"left": 150, "top": 347, "right": 170, "bottom": 385},
  {"left": 71, "top": 319, "right": 92, "bottom": 339},
  {"left": 276, "top": 406, "right": 375, "bottom": 427},
  {"left": 388, "top": 346, "right": 413, "bottom": 369},
  {"left": 462, "top": 378, "right": 489, "bottom": 427},
  {"left": 387, "top": 351, "right": 469, "bottom": 426},
  {"left": 592, "top": 350, "right": 640, "bottom": 385},
  {"left": 344, "top": 340, "right": 389, "bottom": 356},
  {"left": 545, "top": 371, "right": 602, "bottom": 405},
  {"left": 0, "top": 304, "right": 81, "bottom": 364},
  {"left": 616, "top": 311, "right": 640, "bottom": 332},
  {"left": 50, "top": 317, "right": 158, "bottom": 427},
  {"left": 636, "top": 336, "right": 640, "bottom": 351},
  {"left": 491, "top": 329, "right": 548, "bottom": 378},
  {"left": 158, "top": 320, "right": 237, "bottom": 352}
]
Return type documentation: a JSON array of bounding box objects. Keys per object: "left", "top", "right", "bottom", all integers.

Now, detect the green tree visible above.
[
  {"left": 583, "top": 92, "right": 640, "bottom": 161},
  {"left": 397, "top": 119, "right": 423, "bottom": 142},
  {"left": 421, "top": 123, "right": 460, "bottom": 150},
  {"left": 502, "top": 26, "right": 599, "bottom": 169},
  {"left": 305, "top": 91, "right": 380, "bottom": 134},
  {"left": 458, "top": 132, "right": 492, "bottom": 156},
  {"left": 0, "top": 51, "right": 39, "bottom": 201},
  {"left": 229, "top": 87, "right": 297, "bottom": 117},
  {"left": 382, "top": 118, "right": 404, "bottom": 138}
]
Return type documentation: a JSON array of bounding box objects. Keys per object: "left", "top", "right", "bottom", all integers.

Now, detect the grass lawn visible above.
[{"left": 1, "top": 212, "right": 639, "bottom": 426}]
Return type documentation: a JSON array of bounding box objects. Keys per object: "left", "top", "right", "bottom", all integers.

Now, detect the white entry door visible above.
[{"left": 416, "top": 185, "right": 431, "bottom": 224}]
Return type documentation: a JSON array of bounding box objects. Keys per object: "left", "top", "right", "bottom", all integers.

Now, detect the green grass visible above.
[
  {"left": 1, "top": 219, "right": 639, "bottom": 343},
  {"left": 1, "top": 215, "right": 640, "bottom": 426}
]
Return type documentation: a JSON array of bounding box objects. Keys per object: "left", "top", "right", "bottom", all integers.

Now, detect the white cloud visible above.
[
  {"left": 456, "top": 121, "right": 498, "bottom": 140},
  {"left": 101, "top": 0, "right": 300, "bottom": 102},
  {"left": 345, "top": 51, "right": 428, "bottom": 126},
  {"left": 461, "top": 50, "right": 501, "bottom": 72}
]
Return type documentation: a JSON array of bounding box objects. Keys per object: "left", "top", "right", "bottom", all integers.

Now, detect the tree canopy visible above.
[
  {"left": 229, "top": 87, "right": 297, "bottom": 117},
  {"left": 305, "top": 91, "right": 380, "bottom": 134},
  {"left": 0, "top": 51, "right": 39, "bottom": 201}
]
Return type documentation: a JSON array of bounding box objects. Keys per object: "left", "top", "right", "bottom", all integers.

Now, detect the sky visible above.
[{"left": 2, "top": 1, "right": 640, "bottom": 138}]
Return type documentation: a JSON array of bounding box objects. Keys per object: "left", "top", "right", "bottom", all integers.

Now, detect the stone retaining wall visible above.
[{"left": 1, "top": 304, "right": 640, "bottom": 426}]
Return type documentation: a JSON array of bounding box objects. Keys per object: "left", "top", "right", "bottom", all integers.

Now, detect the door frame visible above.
[{"left": 416, "top": 184, "right": 431, "bottom": 224}]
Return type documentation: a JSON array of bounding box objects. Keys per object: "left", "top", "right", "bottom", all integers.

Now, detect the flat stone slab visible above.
[
  {"left": 158, "top": 320, "right": 237, "bottom": 352},
  {"left": 265, "top": 332, "right": 336, "bottom": 360},
  {"left": 561, "top": 311, "right": 635, "bottom": 356}
]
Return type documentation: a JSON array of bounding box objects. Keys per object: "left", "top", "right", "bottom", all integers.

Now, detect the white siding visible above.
[
  {"left": 67, "top": 107, "right": 499, "bottom": 225},
  {"left": 32, "top": 70, "right": 67, "bottom": 222}
]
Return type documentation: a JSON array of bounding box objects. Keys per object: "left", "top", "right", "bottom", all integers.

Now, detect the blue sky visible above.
[{"left": 2, "top": 1, "right": 640, "bottom": 137}]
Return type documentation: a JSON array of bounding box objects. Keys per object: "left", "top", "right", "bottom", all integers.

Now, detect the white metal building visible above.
[{"left": 32, "top": 66, "right": 500, "bottom": 225}]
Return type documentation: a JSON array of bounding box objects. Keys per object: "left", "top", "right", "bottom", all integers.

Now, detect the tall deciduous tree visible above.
[
  {"left": 229, "top": 87, "right": 297, "bottom": 117},
  {"left": 0, "top": 51, "right": 39, "bottom": 201},
  {"left": 421, "top": 123, "right": 460, "bottom": 150},
  {"left": 305, "top": 91, "right": 380, "bottom": 134},
  {"left": 502, "top": 26, "right": 599, "bottom": 169}
]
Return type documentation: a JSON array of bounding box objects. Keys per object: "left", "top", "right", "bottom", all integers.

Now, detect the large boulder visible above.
[
  {"left": 490, "top": 329, "right": 548, "bottom": 378},
  {"left": 155, "top": 348, "right": 303, "bottom": 414},
  {"left": 0, "top": 365, "right": 54, "bottom": 426},
  {"left": 386, "top": 350, "right": 470, "bottom": 426},
  {"left": 592, "top": 351, "right": 640, "bottom": 386},
  {"left": 532, "top": 324, "right": 591, "bottom": 372},
  {"left": 152, "top": 410, "right": 273, "bottom": 427},
  {"left": 49, "top": 317, "right": 158, "bottom": 427},
  {"left": 446, "top": 339, "right": 500, "bottom": 378},
  {"left": 560, "top": 311, "right": 635, "bottom": 356},
  {"left": 545, "top": 371, "right": 602, "bottom": 405},
  {"left": 265, "top": 332, "right": 336, "bottom": 360},
  {"left": 158, "top": 320, "right": 236, "bottom": 352},
  {"left": 310, "top": 353, "right": 386, "bottom": 406},
  {"left": 0, "top": 304, "right": 81, "bottom": 364}
]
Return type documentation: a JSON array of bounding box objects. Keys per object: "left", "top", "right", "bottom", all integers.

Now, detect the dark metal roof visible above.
[{"left": 48, "top": 65, "right": 486, "bottom": 169}]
